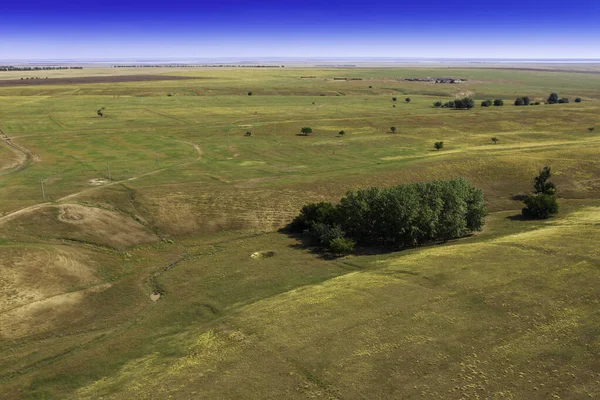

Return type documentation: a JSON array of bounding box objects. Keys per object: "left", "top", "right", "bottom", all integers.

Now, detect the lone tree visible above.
[
  {"left": 491, "top": 137, "right": 499, "bottom": 144},
  {"left": 247, "top": 91, "right": 253, "bottom": 96},
  {"left": 300, "top": 127, "right": 313, "bottom": 136},
  {"left": 339, "top": 130, "right": 345, "bottom": 137},
  {"left": 405, "top": 97, "right": 411, "bottom": 103},
  {"left": 493, "top": 99, "right": 504, "bottom": 106},
  {"left": 392, "top": 97, "right": 397, "bottom": 102},
  {"left": 434, "top": 141, "right": 444, "bottom": 151},
  {"left": 390, "top": 126, "right": 397, "bottom": 134},
  {"left": 547, "top": 93, "right": 559, "bottom": 104},
  {"left": 97, "top": 109, "right": 103, "bottom": 117},
  {"left": 522, "top": 166, "right": 559, "bottom": 219}
]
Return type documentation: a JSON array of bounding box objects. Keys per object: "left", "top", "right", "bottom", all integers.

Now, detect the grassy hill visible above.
[{"left": 0, "top": 66, "right": 599, "bottom": 399}]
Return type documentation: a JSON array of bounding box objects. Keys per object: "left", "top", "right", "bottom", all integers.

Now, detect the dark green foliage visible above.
[
  {"left": 390, "top": 126, "right": 397, "bottom": 133},
  {"left": 300, "top": 127, "right": 313, "bottom": 135},
  {"left": 558, "top": 98, "right": 569, "bottom": 104},
  {"left": 493, "top": 99, "right": 504, "bottom": 106},
  {"left": 534, "top": 102, "right": 541, "bottom": 105},
  {"left": 514, "top": 97, "right": 530, "bottom": 106},
  {"left": 245, "top": 131, "right": 252, "bottom": 137},
  {"left": 454, "top": 97, "right": 475, "bottom": 109},
  {"left": 547, "top": 92, "right": 559, "bottom": 104},
  {"left": 339, "top": 130, "right": 345, "bottom": 136},
  {"left": 442, "top": 101, "right": 455, "bottom": 108},
  {"left": 433, "top": 101, "right": 442, "bottom": 108},
  {"left": 247, "top": 91, "right": 253, "bottom": 96},
  {"left": 491, "top": 137, "right": 498, "bottom": 144},
  {"left": 329, "top": 237, "right": 355, "bottom": 256},
  {"left": 368, "top": 85, "right": 373, "bottom": 88},
  {"left": 481, "top": 100, "right": 492, "bottom": 107},
  {"left": 575, "top": 98, "right": 582, "bottom": 103},
  {"left": 289, "top": 201, "right": 337, "bottom": 232},
  {"left": 522, "top": 194, "right": 559, "bottom": 219},
  {"left": 97, "top": 109, "right": 103, "bottom": 117},
  {"left": 335, "top": 178, "right": 486, "bottom": 247},
  {"left": 290, "top": 179, "right": 486, "bottom": 251},
  {"left": 533, "top": 166, "right": 556, "bottom": 195},
  {"left": 392, "top": 97, "right": 397, "bottom": 102},
  {"left": 405, "top": 98, "right": 411, "bottom": 103},
  {"left": 434, "top": 141, "right": 444, "bottom": 151},
  {"left": 589, "top": 127, "right": 595, "bottom": 132},
  {"left": 521, "top": 166, "right": 559, "bottom": 219}
]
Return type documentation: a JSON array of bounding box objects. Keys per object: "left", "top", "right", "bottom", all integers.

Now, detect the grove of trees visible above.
[{"left": 289, "top": 178, "right": 487, "bottom": 254}]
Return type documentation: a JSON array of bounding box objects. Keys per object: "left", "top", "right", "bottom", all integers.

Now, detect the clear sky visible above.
[{"left": 1, "top": 0, "right": 599, "bottom": 60}]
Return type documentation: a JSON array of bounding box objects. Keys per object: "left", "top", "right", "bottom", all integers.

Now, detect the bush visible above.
[
  {"left": 522, "top": 194, "right": 559, "bottom": 219},
  {"left": 433, "top": 101, "right": 442, "bottom": 108},
  {"left": 248, "top": 91, "right": 253, "bottom": 96},
  {"left": 454, "top": 97, "right": 475, "bottom": 109},
  {"left": 442, "top": 101, "right": 455, "bottom": 108},
  {"left": 300, "top": 127, "right": 313, "bottom": 135},
  {"left": 390, "top": 126, "right": 397, "bottom": 133},
  {"left": 288, "top": 201, "right": 337, "bottom": 232},
  {"left": 558, "top": 98, "right": 569, "bottom": 104},
  {"left": 493, "top": 99, "right": 504, "bottom": 106},
  {"left": 339, "top": 130, "right": 345, "bottom": 136},
  {"left": 329, "top": 237, "right": 355, "bottom": 256},
  {"left": 481, "top": 100, "right": 492, "bottom": 107},
  {"left": 405, "top": 98, "right": 411, "bottom": 103},
  {"left": 575, "top": 98, "right": 582, "bottom": 103},
  {"left": 434, "top": 141, "right": 444, "bottom": 150},
  {"left": 547, "top": 93, "right": 559, "bottom": 104},
  {"left": 514, "top": 97, "right": 530, "bottom": 106},
  {"left": 392, "top": 97, "right": 397, "bottom": 102}
]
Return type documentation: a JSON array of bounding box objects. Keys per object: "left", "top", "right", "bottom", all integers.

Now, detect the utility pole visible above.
[
  {"left": 40, "top": 178, "right": 45, "bottom": 200},
  {"left": 107, "top": 162, "right": 111, "bottom": 181}
]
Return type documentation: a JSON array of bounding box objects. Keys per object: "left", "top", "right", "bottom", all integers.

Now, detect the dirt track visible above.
[{"left": 0, "top": 75, "right": 207, "bottom": 86}]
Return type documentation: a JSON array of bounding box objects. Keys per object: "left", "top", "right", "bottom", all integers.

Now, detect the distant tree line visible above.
[
  {"left": 288, "top": 178, "right": 487, "bottom": 255},
  {"left": 0, "top": 66, "right": 83, "bottom": 72},
  {"left": 112, "top": 65, "right": 284, "bottom": 68}
]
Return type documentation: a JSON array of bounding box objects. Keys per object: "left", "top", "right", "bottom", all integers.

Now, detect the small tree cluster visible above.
[
  {"left": 481, "top": 100, "right": 493, "bottom": 107},
  {"left": 521, "top": 167, "right": 559, "bottom": 219},
  {"left": 514, "top": 97, "right": 531, "bottom": 106},
  {"left": 289, "top": 178, "right": 486, "bottom": 253},
  {"left": 547, "top": 93, "right": 559, "bottom": 104},
  {"left": 493, "top": 99, "right": 504, "bottom": 106}
]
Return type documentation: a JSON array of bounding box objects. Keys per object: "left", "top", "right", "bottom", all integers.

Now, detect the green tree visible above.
[
  {"left": 247, "top": 91, "right": 253, "bottom": 96},
  {"left": 328, "top": 237, "right": 355, "bottom": 256},
  {"left": 339, "top": 130, "right": 345, "bottom": 136},
  {"left": 390, "top": 126, "right": 397, "bottom": 133},
  {"left": 300, "top": 127, "right": 313, "bottom": 136},
  {"left": 575, "top": 98, "right": 582, "bottom": 103},
  {"left": 97, "top": 109, "right": 103, "bottom": 117},
  {"left": 493, "top": 99, "right": 504, "bottom": 106},
  {"left": 547, "top": 93, "right": 559, "bottom": 104},
  {"left": 491, "top": 137, "right": 498, "bottom": 144},
  {"left": 533, "top": 166, "right": 556, "bottom": 195},
  {"left": 434, "top": 141, "right": 444, "bottom": 151},
  {"left": 588, "top": 127, "right": 595, "bottom": 132},
  {"left": 405, "top": 97, "right": 411, "bottom": 103},
  {"left": 392, "top": 97, "right": 397, "bottom": 102},
  {"left": 433, "top": 101, "right": 442, "bottom": 108},
  {"left": 522, "top": 194, "right": 559, "bottom": 219},
  {"left": 481, "top": 100, "right": 492, "bottom": 107},
  {"left": 289, "top": 201, "right": 337, "bottom": 232}
]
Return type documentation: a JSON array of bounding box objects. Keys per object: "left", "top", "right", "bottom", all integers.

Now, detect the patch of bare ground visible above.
[
  {"left": 0, "top": 204, "right": 158, "bottom": 250},
  {"left": 0, "top": 75, "right": 209, "bottom": 87}
]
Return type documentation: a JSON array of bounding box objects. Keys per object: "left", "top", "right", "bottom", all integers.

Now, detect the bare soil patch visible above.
[{"left": 0, "top": 75, "right": 208, "bottom": 87}]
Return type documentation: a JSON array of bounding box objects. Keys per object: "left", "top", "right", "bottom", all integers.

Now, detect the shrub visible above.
[
  {"left": 392, "top": 97, "right": 397, "bottom": 102},
  {"left": 442, "top": 101, "right": 455, "bottom": 108},
  {"left": 522, "top": 194, "right": 559, "bottom": 219},
  {"left": 300, "top": 127, "right": 313, "bottom": 135},
  {"left": 433, "top": 101, "right": 442, "bottom": 108},
  {"left": 514, "top": 97, "right": 530, "bottom": 106},
  {"left": 329, "top": 237, "right": 355, "bottom": 256},
  {"left": 491, "top": 137, "right": 498, "bottom": 144},
  {"left": 248, "top": 91, "right": 253, "bottom": 96},
  {"left": 493, "top": 99, "right": 504, "bottom": 106},
  {"left": 547, "top": 93, "right": 559, "bottom": 104},
  {"left": 405, "top": 97, "right": 411, "bottom": 103},
  {"left": 575, "top": 98, "right": 582, "bottom": 103},
  {"left": 454, "top": 97, "right": 475, "bottom": 109},
  {"left": 390, "top": 126, "right": 397, "bottom": 133},
  {"left": 589, "top": 127, "right": 595, "bottom": 132},
  {"left": 558, "top": 98, "right": 569, "bottom": 104},
  {"left": 434, "top": 141, "right": 444, "bottom": 151},
  {"left": 288, "top": 201, "right": 337, "bottom": 232},
  {"left": 481, "top": 100, "right": 492, "bottom": 107},
  {"left": 339, "top": 130, "right": 345, "bottom": 136}
]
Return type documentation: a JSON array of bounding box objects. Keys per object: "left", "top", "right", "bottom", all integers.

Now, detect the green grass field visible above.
[{"left": 1, "top": 66, "right": 599, "bottom": 399}]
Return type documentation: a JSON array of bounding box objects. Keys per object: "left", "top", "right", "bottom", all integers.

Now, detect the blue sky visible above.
[{"left": 1, "top": 0, "right": 599, "bottom": 60}]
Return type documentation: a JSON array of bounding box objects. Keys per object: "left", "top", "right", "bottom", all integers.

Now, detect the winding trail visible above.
[
  {"left": 0, "top": 140, "right": 202, "bottom": 224},
  {"left": 0, "top": 127, "right": 39, "bottom": 176}
]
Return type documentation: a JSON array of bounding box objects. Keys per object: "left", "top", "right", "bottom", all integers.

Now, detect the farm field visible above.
[{"left": 1, "top": 66, "right": 600, "bottom": 399}]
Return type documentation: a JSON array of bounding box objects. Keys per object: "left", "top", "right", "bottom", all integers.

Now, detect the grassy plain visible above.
[{"left": 0, "top": 66, "right": 599, "bottom": 399}]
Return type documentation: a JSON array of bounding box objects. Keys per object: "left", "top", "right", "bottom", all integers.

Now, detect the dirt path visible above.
[
  {"left": 0, "top": 140, "right": 202, "bottom": 224},
  {"left": 0, "top": 128, "right": 40, "bottom": 175}
]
